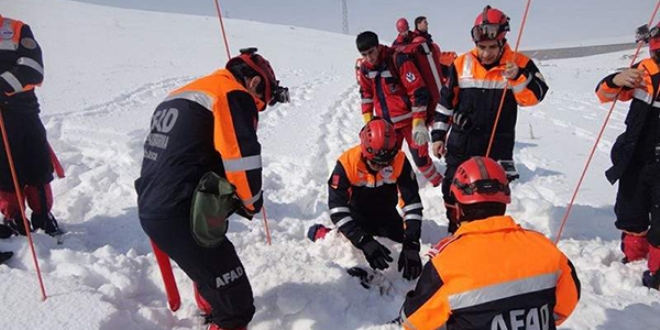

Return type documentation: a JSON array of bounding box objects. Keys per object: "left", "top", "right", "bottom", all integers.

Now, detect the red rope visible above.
[
  {"left": 213, "top": 0, "right": 232, "bottom": 59},
  {"left": 554, "top": 0, "right": 660, "bottom": 244},
  {"left": 486, "top": 0, "right": 533, "bottom": 158},
  {"left": 0, "top": 108, "right": 47, "bottom": 300}
]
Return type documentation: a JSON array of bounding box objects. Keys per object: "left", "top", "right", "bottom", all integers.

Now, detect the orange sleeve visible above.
[
  {"left": 401, "top": 260, "right": 451, "bottom": 330},
  {"left": 213, "top": 90, "right": 263, "bottom": 216}
]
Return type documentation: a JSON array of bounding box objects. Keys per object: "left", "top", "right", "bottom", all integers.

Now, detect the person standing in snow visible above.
[
  {"left": 413, "top": 16, "right": 432, "bottom": 43},
  {"left": 135, "top": 48, "right": 289, "bottom": 330},
  {"left": 431, "top": 6, "right": 548, "bottom": 233},
  {"left": 308, "top": 118, "right": 423, "bottom": 281},
  {"left": 595, "top": 22, "right": 660, "bottom": 290},
  {"left": 356, "top": 31, "right": 443, "bottom": 187},
  {"left": 0, "top": 15, "right": 60, "bottom": 238},
  {"left": 393, "top": 18, "right": 414, "bottom": 46},
  {"left": 399, "top": 156, "right": 580, "bottom": 330}
]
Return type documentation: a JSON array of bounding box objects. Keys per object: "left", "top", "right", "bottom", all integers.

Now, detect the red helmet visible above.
[
  {"left": 451, "top": 156, "right": 511, "bottom": 205},
  {"left": 226, "top": 48, "right": 289, "bottom": 110},
  {"left": 396, "top": 18, "right": 410, "bottom": 34},
  {"left": 471, "top": 6, "right": 510, "bottom": 43},
  {"left": 360, "top": 118, "right": 398, "bottom": 165},
  {"left": 650, "top": 22, "right": 660, "bottom": 52}
]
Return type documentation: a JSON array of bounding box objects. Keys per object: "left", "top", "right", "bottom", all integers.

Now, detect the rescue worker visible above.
[
  {"left": 356, "top": 31, "right": 442, "bottom": 187},
  {"left": 399, "top": 156, "right": 581, "bottom": 330},
  {"left": 413, "top": 16, "right": 432, "bottom": 43},
  {"left": 393, "top": 18, "right": 414, "bottom": 46},
  {"left": 135, "top": 48, "right": 289, "bottom": 330},
  {"left": 308, "top": 118, "right": 423, "bottom": 280},
  {"left": 0, "top": 15, "right": 60, "bottom": 237},
  {"left": 431, "top": 6, "right": 548, "bottom": 232},
  {"left": 595, "top": 21, "right": 660, "bottom": 290}
]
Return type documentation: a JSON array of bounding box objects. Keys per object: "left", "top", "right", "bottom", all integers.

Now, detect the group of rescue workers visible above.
[{"left": 1, "top": 3, "right": 660, "bottom": 330}]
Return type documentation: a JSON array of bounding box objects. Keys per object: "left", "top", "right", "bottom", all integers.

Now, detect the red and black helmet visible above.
[
  {"left": 360, "top": 118, "right": 398, "bottom": 165},
  {"left": 451, "top": 156, "right": 511, "bottom": 205},
  {"left": 471, "top": 5, "right": 510, "bottom": 43},
  {"left": 226, "top": 48, "right": 289, "bottom": 110},
  {"left": 396, "top": 18, "right": 410, "bottom": 34},
  {"left": 650, "top": 22, "right": 660, "bottom": 52}
]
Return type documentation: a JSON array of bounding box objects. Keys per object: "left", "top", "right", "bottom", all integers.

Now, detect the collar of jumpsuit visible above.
[{"left": 452, "top": 215, "right": 519, "bottom": 237}]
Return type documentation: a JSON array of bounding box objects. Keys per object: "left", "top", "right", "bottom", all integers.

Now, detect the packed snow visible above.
[{"left": 1, "top": 0, "right": 659, "bottom": 329}]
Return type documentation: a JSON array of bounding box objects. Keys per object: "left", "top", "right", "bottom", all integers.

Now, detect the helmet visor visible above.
[{"left": 471, "top": 23, "right": 503, "bottom": 42}]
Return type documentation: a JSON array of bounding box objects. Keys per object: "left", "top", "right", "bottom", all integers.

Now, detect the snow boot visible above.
[
  {"left": 620, "top": 231, "right": 649, "bottom": 263},
  {"left": 0, "top": 223, "right": 13, "bottom": 239},
  {"left": 4, "top": 215, "right": 31, "bottom": 236},
  {"left": 0, "top": 251, "right": 12, "bottom": 264},
  {"left": 307, "top": 224, "right": 331, "bottom": 242},
  {"left": 31, "top": 212, "right": 60, "bottom": 236},
  {"left": 207, "top": 324, "right": 247, "bottom": 330},
  {"left": 642, "top": 270, "right": 660, "bottom": 290}
]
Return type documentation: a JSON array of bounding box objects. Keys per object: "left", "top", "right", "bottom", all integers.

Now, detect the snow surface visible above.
[{"left": 1, "top": 0, "right": 660, "bottom": 329}]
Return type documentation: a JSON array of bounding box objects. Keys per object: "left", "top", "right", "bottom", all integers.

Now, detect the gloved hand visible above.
[
  {"left": 359, "top": 237, "right": 393, "bottom": 270},
  {"left": 412, "top": 118, "right": 430, "bottom": 145},
  {"left": 452, "top": 112, "right": 472, "bottom": 131},
  {"left": 398, "top": 241, "right": 422, "bottom": 280}
]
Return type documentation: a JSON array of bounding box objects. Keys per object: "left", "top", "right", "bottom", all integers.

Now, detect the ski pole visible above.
[
  {"left": 554, "top": 0, "right": 660, "bottom": 244},
  {"left": 150, "top": 240, "right": 181, "bottom": 311},
  {"left": 213, "top": 0, "right": 232, "bottom": 59},
  {"left": 0, "top": 107, "right": 47, "bottom": 301},
  {"left": 485, "top": 0, "right": 533, "bottom": 158},
  {"left": 262, "top": 205, "right": 272, "bottom": 245}
]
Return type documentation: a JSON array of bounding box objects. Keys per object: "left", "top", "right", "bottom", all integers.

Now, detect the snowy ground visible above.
[{"left": 1, "top": 0, "right": 659, "bottom": 329}]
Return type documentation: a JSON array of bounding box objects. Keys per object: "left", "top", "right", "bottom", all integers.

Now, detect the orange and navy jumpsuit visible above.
[
  {"left": 433, "top": 45, "right": 548, "bottom": 224},
  {"left": 401, "top": 216, "right": 580, "bottom": 330},
  {"left": 328, "top": 146, "right": 423, "bottom": 247},
  {"left": 135, "top": 69, "right": 262, "bottom": 329},
  {"left": 357, "top": 45, "right": 442, "bottom": 186},
  {"left": 0, "top": 16, "right": 58, "bottom": 234},
  {"left": 596, "top": 58, "right": 660, "bottom": 272}
]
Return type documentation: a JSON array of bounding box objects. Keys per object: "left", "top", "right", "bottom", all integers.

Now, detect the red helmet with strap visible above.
[
  {"left": 226, "top": 48, "right": 289, "bottom": 109},
  {"left": 471, "top": 6, "right": 510, "bottom": 43},
  {"left": 451, "top": 156, "right": 511, "bottom": 204},
  {"left": 360, "top": 118, "right": 398, "bottom": 165},
  {"left": 396, "top": 18, "right": 410, "bottom": 34},
  {"left": 649, "top": 22, "right": 660, "bottom": 52}
]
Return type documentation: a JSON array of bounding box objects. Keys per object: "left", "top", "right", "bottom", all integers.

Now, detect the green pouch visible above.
[{"left": 190, "top": 172, "right": 241, "bottom": 248}]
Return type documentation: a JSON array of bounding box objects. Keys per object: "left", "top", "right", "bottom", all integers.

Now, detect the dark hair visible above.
[
  {"left": 356, "top": 31, "right": 379, "bottom": 52},
  {"left": 459, "top": 202, "right": 506, "bottom": 222},
  {"left": 227, "top": 61, "right": 265, "bottom": 95},
  {"left": 415, "top": 16, "right": 427, "bottom": 28}
]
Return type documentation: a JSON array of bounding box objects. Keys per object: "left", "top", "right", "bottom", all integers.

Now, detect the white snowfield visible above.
[{"left": 0, "top": 0, "right": 659, "bottom": 329}]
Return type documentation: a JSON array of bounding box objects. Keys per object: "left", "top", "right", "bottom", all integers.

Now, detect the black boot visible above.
[
  {"left": 642, "top": 270, "right": 660, "bottom": 290},
  {"left": 4, "top": 215, "right": 31, "bottom": 236},
  {"left": 0, "top": 223, "right": 13, "bottom": 238},
  {"left": 0, "top": 251, "right": 12, "bottom": 264},
  {"left": 31, "top": 212, "right": 60, "bottom": 236}
]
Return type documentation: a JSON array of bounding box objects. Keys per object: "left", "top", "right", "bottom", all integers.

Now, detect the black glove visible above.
[
  {"left": 452, "top": 112, "right": 473, "bottom": 131},
  {"left": 359, "top": 237, "right": 393, "bottom": 270},
  {"left": 398, "top": 241, "right": 422, "bottom": 280}
]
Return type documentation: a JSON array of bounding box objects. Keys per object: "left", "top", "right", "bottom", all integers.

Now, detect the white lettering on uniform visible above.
[
  {"left": 490, "top": 304, "right": 551, "bottom": 330},
  {"left": 215, "top": 266, "right": 245, "bottom": 288}
]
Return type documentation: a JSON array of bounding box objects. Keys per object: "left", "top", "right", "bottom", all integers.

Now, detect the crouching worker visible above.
[
  {"left": 308, "top": 118, "right": 424, "bottom": 280},
  {"left": 399, "top": 156, "right": 580, "bottom": 330}
]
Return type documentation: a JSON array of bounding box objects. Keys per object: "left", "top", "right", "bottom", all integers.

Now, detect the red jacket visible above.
[{"left": 357, "top": 45, "right": 429, "bottom": 128}]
